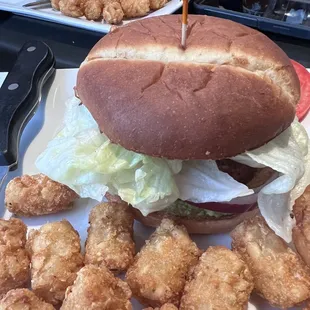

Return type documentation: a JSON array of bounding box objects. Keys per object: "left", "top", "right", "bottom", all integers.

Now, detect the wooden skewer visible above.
[{"left": 181, "top": 0, "right": 189, "bottom": 48}]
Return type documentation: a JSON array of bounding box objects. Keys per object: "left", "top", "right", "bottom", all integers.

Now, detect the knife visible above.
[
  {"left": 23, "top": 0, "right": 50, "bottom": 7},
  {"left": 0, "top": 41, "right": 55, "bottom": 191}
]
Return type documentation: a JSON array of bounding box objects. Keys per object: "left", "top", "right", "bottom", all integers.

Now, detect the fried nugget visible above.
[
  {"left": 0, "top": 219, "right": 30, "bottom": 298},
  {"left": 126, "top": 219, "right": 200, "bottom": 307},
  {"left": 51, "top": 0, "right": 60, "bottom": 10},
  {"left": 149, "top": 0, "right": 167, "bottom": 10},
  {"left": 0, "top": 247, "right": 30, "bottom": 299},
  {"left": 5, "top": 174, "right": 78, "bottom": 216},
  {"left": 179, "top": 246, "right": 254, "bottom": 310},
  {"left": 83, "top": 0, "right": 103, "bottom": 20},
  {"left": 85, "top": 202, "right": 135, "bottom": 273},
  {"left": 120, "top": 0, "right": 150, "bottom": 18},
  {"left": 102, "top": 0, "right": 124, "bottom": 25},
  {"left": 293, "top": 185, "right": 310, "bottom": 267},
  {"left": 231, "top": 215, "right": 310, "bottom": 308},
  {"left": 143, "top": 304, "right": 178, "bottom": 310},
  {"left": 0, "top": 289, "right": 55, "bottom": 310},
  {"left": 59, "top": 0, "right": 84, "bottom": 17},
  {"left": 0, "top": 218, "right": 27, "bottom": 249},
  {"left": 60, "top": 265, "right": 132, "bottom": 310},
  {"left": 27, "top": 220, "right": 84, "bottom": 305}
]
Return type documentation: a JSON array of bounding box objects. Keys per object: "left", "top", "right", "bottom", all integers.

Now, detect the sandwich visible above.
[{"left": 36, "top": 15, "right": 310, "bottom": 242}]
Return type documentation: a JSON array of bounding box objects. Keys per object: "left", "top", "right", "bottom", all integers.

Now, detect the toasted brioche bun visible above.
[
  {"left": 130, "top": 206, "right": 260, "bottom": 234},
  {"left": 77, "top": 15, "right": 299, "bottom": 160}
]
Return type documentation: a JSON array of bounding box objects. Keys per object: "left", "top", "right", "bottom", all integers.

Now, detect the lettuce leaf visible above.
[
  {"left": 36, "top": 98, "right": 182, "bottom": 214},
  {"left": 233, "top": 119, "right": 310, "bottom": 242},
  {"left": 36, "top": 98, "right": 310, "bottom": 242},
  {"left": 36, "top": 97, "right": 255, "bottom": 214},
  {"left": 175, "top": 160, "right": 254, "bottom": 203}
]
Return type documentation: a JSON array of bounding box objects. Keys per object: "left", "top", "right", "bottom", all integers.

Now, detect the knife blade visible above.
[
  {"left": 0, "top": 167, "right": 9, "bottom": 190},
  {"left": 23, "top": 0, "right": 50, "bottom": 7},
  {"left": 0, "top": 41, "right": 55, "bottom": 192}
]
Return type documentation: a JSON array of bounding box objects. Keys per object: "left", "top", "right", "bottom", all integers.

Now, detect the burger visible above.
[{"left": 36, "top": 15, "right": 310, "bottom": 242}]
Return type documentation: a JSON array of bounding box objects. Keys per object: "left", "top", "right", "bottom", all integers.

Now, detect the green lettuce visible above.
[{"left": 36, "top": 97, "right": 181, "bottom": 215}]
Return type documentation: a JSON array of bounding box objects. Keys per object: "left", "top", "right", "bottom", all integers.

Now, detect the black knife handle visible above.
[{"left": 0, "top": 41, "right": 55, "bottom": 169}]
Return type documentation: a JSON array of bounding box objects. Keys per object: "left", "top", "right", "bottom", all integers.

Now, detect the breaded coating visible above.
[
  {"left": 126, "top": 219, "right": 200, "bottom": 307},
  {"left": 59, "top": 0, "right": 84, "bottom": 17},
  {"left": 293, "top": 185, "right": 310, "bottom": 267},
  {"left": 83, "top": 0, "right": 103, "bottom": 20},
  {"left": 231, "top": 215, "right": 310, "bottom": 308},
  {"left": 0, "top": 289, "right": 55, "bottom": 310},
  {"left": 143, "top": 304, "right": 178, "bottom": 310},
  {"left": 0, "top": 246, "right": 30, "bottom": 299},
  {"left": 0, "top": 218, "right": 27, "bottom": 249},
  {"left": 60, "top": 265, "right": 132, "bottom": 310},
  {"left": 27, "top": 220, "right": 84, "bottom": 305},
  {"left": 0, "top": 219, "right": 30, "bottom": 298},
  {"left": 149, "top": 0, "right": 167, "bottom": 10},
  {"left": 179, "top": 246, "right": 254, "bottom": 310},
  {"left": 105, "top": 192, "right": 123, "bottom": 203},
  {"left": 5, "top": 174, "right": 78, "bottom": 216},
  {"left": 102, "top": 0, "right": 124, "bottom": 24},
  {"left": 51, "top": 0, "right": 60, "bottom": 10},
  {"left": 120, "top": 0, "right": 150, "bottom": 18},
  {"left": 85, "top": 202, "right": 135, "bottom": 273},
  {"left": 304, "top": 300, "right": 310, "bottom": 310}
]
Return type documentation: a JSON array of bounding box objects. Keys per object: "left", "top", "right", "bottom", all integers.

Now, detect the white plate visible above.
[
  {"left": 0, "top": 0, "right": 183, "bottom": 33},
  {"left": 0, "top": 68, "right": 309, "bottom": 309}
]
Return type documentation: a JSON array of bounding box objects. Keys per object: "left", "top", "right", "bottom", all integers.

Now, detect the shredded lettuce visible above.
[
  {"left": 175, "top": 160, "right": 254, "bottom": 203},
  {"left": 233, "top": 119, "right": 310, "bottom": 242},
  {"left": 36, "top": 98, "right": 310, "bottom": 242},
  {"left": 36, "top": 97, "right": 182, "bottom": 215},
  {"left": 36, "top": 97, "right": 254, "bottom": 215}
]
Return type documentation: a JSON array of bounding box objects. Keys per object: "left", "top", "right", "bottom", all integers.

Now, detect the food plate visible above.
[
  {"left": 0, "top": 68, "right": 309, "bottom": 309},
  {"left": 0, "top": 0, "right": 183, "bottom": 34}
]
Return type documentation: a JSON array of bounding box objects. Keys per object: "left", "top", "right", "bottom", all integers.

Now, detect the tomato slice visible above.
[
  {"left": 186, "top": 201, "right": 257, "bottom": 214},
  {"left": 291, "top": 60, "right": 310, "bottom": 121}
]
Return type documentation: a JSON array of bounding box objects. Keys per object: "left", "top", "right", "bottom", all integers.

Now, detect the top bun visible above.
[{"left": 77, "top": 15, "right": 300, "bottom": 160}]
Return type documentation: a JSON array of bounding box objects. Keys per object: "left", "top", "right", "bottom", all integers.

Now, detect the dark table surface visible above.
[{"left": 0, "top": 9, "right": 309, "bottom": 72}]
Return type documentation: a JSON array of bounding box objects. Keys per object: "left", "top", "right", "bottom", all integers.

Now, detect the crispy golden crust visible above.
[
  {"left": 60, "top": 265, "right": 132, "bottom": 310},
  {"left": 77, "top": 15, "right": 299, "bottom": 160},
  {"left": 0, "top": 289, "right": 55, "bottom": 310},
  {"left": 85, "top": 202, "right": 135, "bottom": 273},
  {"left": 231, "top": 216, "right": 310, "bottom": 308},
  {"left": 0, "top": 219, "right": 30, "bottom": 298},
  {"left": 59, "top": 0, "right": 84, "bottom": 17},
  {"left": 120, "top": 0, "right": 150, "bottom": 18},
  {"left": 102, "top": 1, "right": 124, "bottom": 24},
  {"left": 5, "top": 174, "right": 78, "bottom": 217},
  {"left": 293, "top": 185, "right": 310, "bottom": 267},
  {"left": 179, "top": 246, "right": 253, "bottom": 310},
  {"left": 143, "top": 304, "right": 178, "bottom": 310},
  {"left": 0, "top": 247, "right": 30, "bottom": 299},
  {"left": 27, "top": 220, "right": 84, "bottom": 306},
  {"left": 126, "top": 219, "right": 201, "bottom": 307},
  {"left": 149, "top": 0, "right": 167, "bottom": 10},
  {"left": 83, "top": 0, "right": 103, "bottom": 20},
  {"left": 0, "top": 219, "right": 27, "bottom": 249}
]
